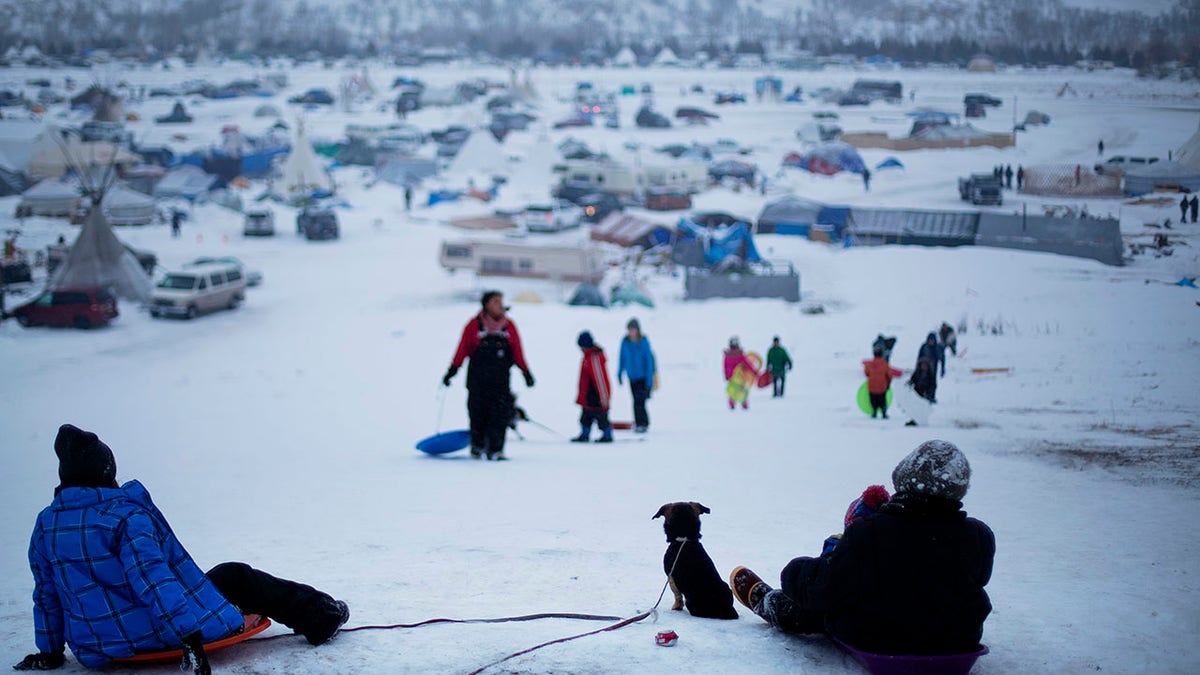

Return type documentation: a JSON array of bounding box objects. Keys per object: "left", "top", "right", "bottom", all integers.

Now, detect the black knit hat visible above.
[
  {"left": 55, "top": 424, "right": 116, "bottom": 488},
  {"left": 480, "top": 290, "right": 502, "bottom": 307},
  {"left": 577, "top": 330, "right": 595, "bottom": 349},
  {"left": 892, "top": 440, "right": 970, "bottom": 501}
]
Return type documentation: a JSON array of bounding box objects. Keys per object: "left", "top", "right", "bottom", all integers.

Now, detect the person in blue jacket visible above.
[
  {"left": 14, "top": 424, "right": 350, "bottom": 674},
  {"left": 617, "top": 318, "right": 656, "bottom": 433}
]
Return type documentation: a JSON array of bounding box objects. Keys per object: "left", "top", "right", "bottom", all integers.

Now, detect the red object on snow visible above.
[{"left": 655, "top": 630, "right": 679, "bottom": 647}]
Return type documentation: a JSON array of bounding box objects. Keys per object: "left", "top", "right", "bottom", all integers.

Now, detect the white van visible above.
[{"left": 149, "top": 262, "right": 247, "bottom": 319}]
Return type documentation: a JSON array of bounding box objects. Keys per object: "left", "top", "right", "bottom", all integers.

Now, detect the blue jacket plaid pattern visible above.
[{"left": 28, "top": 480, "right": 243, "bottom": 667}]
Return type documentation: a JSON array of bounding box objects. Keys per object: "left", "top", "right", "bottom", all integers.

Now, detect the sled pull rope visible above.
[{"left": 467, "top": 541, "right": 688, "bottom": 675}]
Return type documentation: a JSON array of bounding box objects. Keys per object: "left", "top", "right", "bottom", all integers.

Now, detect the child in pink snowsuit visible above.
[{"left": 724, "top": 337, "right": 757, "bottom": 410}]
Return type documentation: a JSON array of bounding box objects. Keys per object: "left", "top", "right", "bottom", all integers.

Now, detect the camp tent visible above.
[
  {"left": 782, "top": 142, "right": 866, "bottom": 175},
  {"left": 153, "top": 165, "right": 218, "bottom": 200},
  {"left": 254, "top": 104, "right": 281, "bottom": 118},
  {"left": 1176, "top": 120, "right": 1200, "bottom": 169},
  {"left": 654, "top": 47, "right": 680, "bottom": 67},
  {"left": 29, "top": 142, "right": 140, "bottom": 178},
  {"left": 568, "top": 283, "right": 607, "bottom": 307},
  {"left": 1123, "top": 161, "right": 1200, "bottom": 196},
  {"left": 279, "top": 122, "right": 334, "bottom": 200},
  {"left": 613, "top": 46, "right": 637, "bottom": 68},
  {"left": 0, "top": 120, "right": 57, "bottom": 174},
  {"left": 102, "top": 184, "right": 157, "bottom": 225},
  {"left": 755, "top": 195, "right": 850, "bottom": 239},
  {"left": 19, "top": 178, "right": 80, "bottom": 216},
  {"left": 446, "top": 130, "right": 507, "bottom": 180},
  {"left": 50, "top": 202, "right": 152, "bottom": 301}
]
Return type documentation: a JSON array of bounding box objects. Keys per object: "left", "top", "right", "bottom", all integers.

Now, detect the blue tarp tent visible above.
[
  {"left": 876, "top": 157, "right": 904, "bottom": 170},
  {"left": 782, "top": 142, "right": 866, "bottom": 175}
]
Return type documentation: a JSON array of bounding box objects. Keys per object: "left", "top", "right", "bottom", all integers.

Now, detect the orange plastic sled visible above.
[{"left": 111, "top": 614, "right": 271, "bottom": 665}]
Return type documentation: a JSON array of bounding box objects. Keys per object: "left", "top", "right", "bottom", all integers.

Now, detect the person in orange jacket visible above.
[
  {"left": 863, "top": 346, "right": 903, "bottom": 419},
  {"left": 572, "top": 331, "right": 614, "bottom": 443}
]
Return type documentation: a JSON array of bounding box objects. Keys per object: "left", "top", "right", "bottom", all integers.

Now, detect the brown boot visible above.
[{"left": 729, "top": 566, "right": 766, "bottom": 609}]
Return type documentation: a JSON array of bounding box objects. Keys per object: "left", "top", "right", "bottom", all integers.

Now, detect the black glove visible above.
[
  {"left": 180, "top": 632, "right": 210, "bottom": 675},
  {"left": 442, "top": 365, "right": 458, "bottom": 387},
  {"left": 523, "top": 371, "right": 535, "bottom": 387},
  {"left": 12, "top": 651, "right": 64, "bottom": 671}
]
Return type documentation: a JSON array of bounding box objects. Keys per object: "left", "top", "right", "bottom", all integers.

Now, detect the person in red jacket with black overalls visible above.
[
  {"left": 572, "top": 331, "right": 614, "bottom": 443},
  {"left": 863, "top": 346, "right": 903, "bottom": 419},
  {"left": 443, "top": 291, "right": 534, "bottom": 460}
]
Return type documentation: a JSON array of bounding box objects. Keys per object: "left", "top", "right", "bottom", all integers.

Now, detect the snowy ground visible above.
[{"left": 2, "top": 61, "right": 1200, "bottom": 674}]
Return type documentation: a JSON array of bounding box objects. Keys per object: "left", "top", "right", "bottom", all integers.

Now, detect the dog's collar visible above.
[{"left": 674, "top": 537, "right": 691, "bottom": 543}]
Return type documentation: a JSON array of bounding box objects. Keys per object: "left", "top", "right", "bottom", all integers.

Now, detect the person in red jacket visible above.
[
  {"left": 572, "top": 331, "right": 614, "bottom": 443},
  {"left": 863, "top": 346, "right": 903, "bottom": 419},
  {"left": 442, "top": 291, "right": 534, "bottom": 460}
]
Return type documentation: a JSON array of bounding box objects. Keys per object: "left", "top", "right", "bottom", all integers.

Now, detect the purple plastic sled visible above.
[
  {"left": 833, "top": 637, "right": 989, "bottom": 675},
  {"left": 416, "top": 430, "right": 472, "bottom": 455}
]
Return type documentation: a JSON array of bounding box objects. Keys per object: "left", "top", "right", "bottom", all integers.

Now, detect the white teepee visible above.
[
  {"left": 51, "top": 199, "right": 151, "bottom": 301},
  {"left": 1176, "top": 119, "right": 1200, "bottom": 169},
  {"left": 279, "top": 121, "right": 333, "bottom": 199}
]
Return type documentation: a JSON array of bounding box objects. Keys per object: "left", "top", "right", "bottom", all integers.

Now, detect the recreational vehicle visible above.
[
  {"left": 439, "top": 240, "right": 602, "bottom": 283},
  {"left": 558, "top": 158, "right": 709, "bottom": 199}
]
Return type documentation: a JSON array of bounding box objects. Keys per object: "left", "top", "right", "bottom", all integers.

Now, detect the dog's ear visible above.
[
  {"left": 689, "top": 502, "right": 711, "bottom": 516},
  {"left": 653, "top": 503, "right": 673, "bottom": 520}
]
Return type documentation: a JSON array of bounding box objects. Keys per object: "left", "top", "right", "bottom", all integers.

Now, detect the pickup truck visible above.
[{"left": 957, "top": 174, "right": 1003, "bottom": 206}]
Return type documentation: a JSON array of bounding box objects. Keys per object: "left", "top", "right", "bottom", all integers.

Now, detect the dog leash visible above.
[{"left": 467, "top": 539, "right": 691, "bottom": 675}]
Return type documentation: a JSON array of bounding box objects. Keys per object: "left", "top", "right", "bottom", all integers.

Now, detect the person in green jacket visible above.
[{"left": 766, "top": 336, "right": 793, "bottom": 398}]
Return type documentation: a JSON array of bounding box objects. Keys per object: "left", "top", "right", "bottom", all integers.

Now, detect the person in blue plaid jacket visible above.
[{"left": 14, "top": 425, "right": 350, "bottom": 673}]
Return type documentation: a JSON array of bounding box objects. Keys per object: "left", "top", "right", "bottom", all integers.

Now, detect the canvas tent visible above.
[
  {"left": 782, "top": 142, "right": 866, "bottom": 175},
  {"left": 153, "top": 165, "right": 218, "bottom": 200},
  {"left": 1176, "top": 120, "right": 1200, "bottom": 169},
  {"left": 0, "top": 120, "right": 56, "bottom": 174},
  {"left": 18, "top": 178, "right": 80, "bottom": 216},
  {"left": 29, "top": 142, "right": 140, "bottom": 178},
  {"left": 51, "top": 203, "right": 152, "bottom": 301},
  {"left": 755, "top": 195, "right": 849, "bottom": 238},
  {"left": 446, "top": 131, "right": 507, "bottom": 180},
  {"left": 102, "top": 184, "right": 157, "bottom": 225},
  {"left": 568, "top": 283, "right": 606, "bottom": 307},
  {"left": 654, "top": 47, "right": 680, "bottom": 67},
  {"left": 279, "top": 122, "right": 334, "bottom": 200},
  {"left": 613, "top": 46, "right": 637, "bottom": 68},
  {"left": 1123, "top": 161, "right": 1200, "bottom": 196}
]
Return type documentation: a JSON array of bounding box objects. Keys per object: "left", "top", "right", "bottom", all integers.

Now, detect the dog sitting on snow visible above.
[{"left": 653, "top": 502, "right": 738, "bottom": 620}]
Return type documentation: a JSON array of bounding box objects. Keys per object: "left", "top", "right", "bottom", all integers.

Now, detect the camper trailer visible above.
[
  {"left": 439, "top": 240, "right": 602, "bottom": 283},
  {"left": 558, "top": 158, "right": 709, "bottom": 199}
]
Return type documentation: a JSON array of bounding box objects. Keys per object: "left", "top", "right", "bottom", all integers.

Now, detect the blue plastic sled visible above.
[
  {"left": 833, "top": 636, "right": 988, "bottom": 675},
  {"left": 416, "top": 430, "right": 472, "bottom": 455}
]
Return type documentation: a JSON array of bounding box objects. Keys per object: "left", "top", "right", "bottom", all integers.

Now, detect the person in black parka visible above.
[
  {"left": 909, "top": 358, "right": 937, "bottom": 403},
  {"left": 917, "top": 332, "right": 945, "bottom": 377},
  {"left": 730, "top": 440, "right": 994, "bottom": 655}
]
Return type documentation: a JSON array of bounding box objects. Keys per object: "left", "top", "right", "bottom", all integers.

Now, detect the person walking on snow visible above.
[
  {"left": 1182, "top": 195, "right": 1190, "bottom": 223},
  {"left": 1191, "top": 194, "right": 1198, "bottom": 224},
  {"left": 938, "top": 321, "right": 958, "bottom": 357},
  {"left": 573, "top": 331, "right": 614, "bottom": 443},
  {"left": 766, "top": 336, "right": 793, "bottom": 398},
  {"left": 617, "top": 318, "right": 656, "bottom": 433},
  {"left": 909, "top": 358, "right": 938, "bottom": 403},
  {"left": 724, "top": 337, "right": 757, "bottom": 410},
  {"left": 863, "top": 347, "right": 903, "bottom": 419},
  {"left": 13, "top": 425, "right": 349, "bottom": 673},
  {"left": 443, "top": 291, "right": 535, "bottom": 460},
  {"left": 917, "top": 332, "right": 946, "bottom": 378},
  {"left": 730, "top": 440, "right": 994, "bottom": 656},
  {"left": 872, "top": 334, "right": 897, "bottom": 362}
]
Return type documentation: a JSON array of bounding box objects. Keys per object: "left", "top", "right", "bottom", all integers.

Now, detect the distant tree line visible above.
[{"left": 0, "top": 0, "right": 1195, "bottom": 73}]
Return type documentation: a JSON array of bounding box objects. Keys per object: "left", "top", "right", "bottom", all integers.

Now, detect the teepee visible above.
[
  {"left": 49, "top": 165, "right": 151, "bottom": 301},
  {"left": 279, "top": 121, "right": 333, "bottom": 200},
  {"left": 1176, "top": 119, "right": 1200, "bottom": 169}
]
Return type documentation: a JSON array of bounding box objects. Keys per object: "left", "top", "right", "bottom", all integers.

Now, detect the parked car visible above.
[
  {"left": 965, "top": 102, "right": 986, "bottom": 118},
  {"left": 149, "top": 262, "right": 246, "bottom": 319},
  {"left": 553, "top": 112, "right": 593, "bottom": 129},
  {"left": 635, "top": 107, "right": 671, "bottom": 129},
  {"left": 957, "top": 173, "right": 1003, "bottom": 206},
  {"left": 1095, "top": 156, "right": 1160, "bottom": 174},
  {"left": 713, "top": 92, "right": 747, "bottom": 105},
  {"left": 243, "top": 210, "right": 276, "bottom": 237},
  {"left": 577, "top": 192, "right": 624, "bottom": 223},
  {"left": 187, "top": 256, "right": 262, "bottom": 287},
  {"left": 297, "top": 208, "right": 340, "bottom": 240},
  {"left": 964, "top": 93, "right": 1003, "bottom": 107},
  {"left": 288, "top": 88, "right": 334, "bottom": 105},
  {"left": 10, "top": 287, "right": 118, "bottom": 329},
  {"left": 644, "top": 187, "right": 692, "bottom": 211},
  {"left": 522, "top": 201, "right": 584, "bottom": 233},
  {"left": 80, "top": 120, "right": 130, "bottom": 144},
  {"left": 675, "top": 106, "right": 720, "bottom": 122}
]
